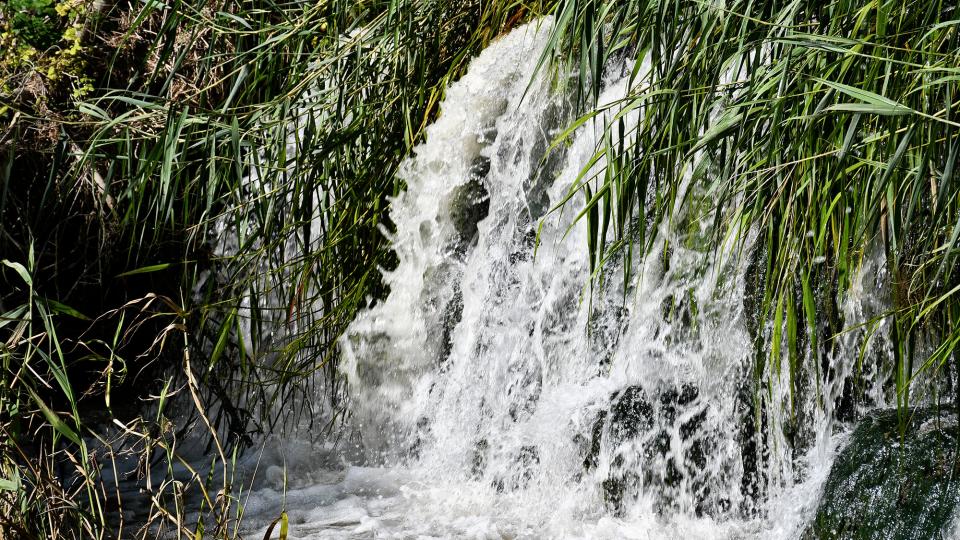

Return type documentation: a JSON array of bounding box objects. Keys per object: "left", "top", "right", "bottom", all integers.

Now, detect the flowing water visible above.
[{"left": 233, "top": 19, "right": 900, "bottom": 539}]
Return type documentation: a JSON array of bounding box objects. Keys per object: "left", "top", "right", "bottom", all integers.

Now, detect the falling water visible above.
[{"left": 236, "top": 19, "right": 903, "bottom": 539}]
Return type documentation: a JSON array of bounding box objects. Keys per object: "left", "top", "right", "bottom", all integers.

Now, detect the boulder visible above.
[{"left": 803, "top": 408, "right": 960, "bottom": 540}]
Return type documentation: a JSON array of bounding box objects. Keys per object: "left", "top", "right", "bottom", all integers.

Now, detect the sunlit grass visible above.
[{"left": 541, "top": 0, "right": 960, "bottom": 429}]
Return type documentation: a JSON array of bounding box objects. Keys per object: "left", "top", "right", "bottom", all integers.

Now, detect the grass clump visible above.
[
  {"left": 1, "top": 0, "right": 549, "bottom": 537},
  {"left": 541, "top": 0, "right": 960, "bottom": 456}
]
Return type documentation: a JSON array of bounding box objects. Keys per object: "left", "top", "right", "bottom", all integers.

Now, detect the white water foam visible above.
[{"left": 233, "top": 19, "right": 906, "bottom": 540}]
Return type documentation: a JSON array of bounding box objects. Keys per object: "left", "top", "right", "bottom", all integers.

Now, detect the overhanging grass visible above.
[
  {"left": 1, "top": 1, "right": 550, "bottom": 537},
  {"left": 541, "top": 0, "right": 960, "bottom": 421}
]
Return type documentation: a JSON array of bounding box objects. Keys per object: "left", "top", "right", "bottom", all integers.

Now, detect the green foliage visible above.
[
  {"left": 541, "top": 0, "right": 960, "bottom": 421},
  {"left": 0, "top": 0, "right": 94, "bottom": 123},
  {"left": 2, "top": 0, "right": 549, "bottom": 537},
  {"left": 0, "top": 249, "right": 100, "bottom": 538},
  {"left": 5, "top": 0, "right": 62, "bottom": 49}
]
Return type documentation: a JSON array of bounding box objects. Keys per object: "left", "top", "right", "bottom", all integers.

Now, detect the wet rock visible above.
[
  {"left": 583, "top": 386, "right": 654, "bottom": 514},
  {"left": 492, "top": 445, "right": 540, "bottom": 492},
  {"left": 609, "top": 386, "right": 654, "bottom": 441},
  {"left": 523, "top": 100, "right": 571, "bottom": 220},
  {"left": 660, "top": 383, "right": 700, "bottom": 423},
  {"left": 590, "top": 303, "right": 628, "bottom": 373},
  {"left": 802, "top": 408, "right": 960, "bottom": 540},
  {"left": 601, "top": 470, "right": 640, "bottom": 513},
  {"left": 735, "top": 378, "right": 768, "bottom": 515},
  {"left": 507, "top": 365, "right": 542, "bottom": 422},
  {"left": 437, "top": 285, "right": 463, "bottom": 366},
  {"left": 417, "top": 157, "right": 494, "bottom": 371},
  {"left": 582, "top": 384, "right": 723, "bottom": 516},
  {"left": 508, "top": 227, "right": 537, "bottom": 264},
  {"left": 447, "top": 157, "right": 491, "bottom": 260},
  {"left": 471, "top": 438, "right": 488, "bottom": 479},
  {"left": 517, "top": 445, "right": 539, "bottom": 469},
  {"left": 660, "top": 290, "right": 700, "bottom": 345},
  {"left": 582, "top": 410, "right": 607, "bottom": 470},
  {"left": 408, "top": 416, "right": 431, "bottom": 460}
]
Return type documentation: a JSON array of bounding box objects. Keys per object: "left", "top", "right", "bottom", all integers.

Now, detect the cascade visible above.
[{"left": 237, "top": 19, "right": 902, "bottom": 539}]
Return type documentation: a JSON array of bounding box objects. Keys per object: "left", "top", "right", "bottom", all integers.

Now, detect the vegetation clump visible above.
[
  {"left": 0, "top": 0, "right": 95, "bottom": 126},
  {"left": 540, "top": 0, "right": 960, "bottom": 467},
  {"left": 1, "top": 0, "right": 548, "bottom": 537}
]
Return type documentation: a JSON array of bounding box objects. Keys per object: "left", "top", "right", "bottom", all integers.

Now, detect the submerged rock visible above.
[
  {"left": 446, "top": 157, "right": 491, "bottom": 260},
  {"left": 803, "top": 408, "right": 960, "bottom": 540},
  {"left": 610, "top": 386, "right": 656, "bottom": 441},
  {"left": 580, "top": 384, "right": 725, "bottom": 516},
  {"left": 492, "top": 445, "right": 540, "bottom": 492}
]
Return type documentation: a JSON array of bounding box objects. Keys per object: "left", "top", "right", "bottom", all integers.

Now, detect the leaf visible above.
[
  {"left": 45, "top": 299, "right": 91, "bottom": 321},
  {"left": 817, "top": 78, "right": 914, "bottom": 115},
  {"left": 208, "top": 309, "right": 236, "bottom": 370},
  {"left": 916, "top": 281, "right": 960, "bottom": 323},
  {"left": 217, "top": 10, "right": 252, "bottom": 29},
  {"left": 77, "top": 102, "right": 112, "bottom": 121},
  {"left": 1, "top": 260, "right": 32, "bottom": 286},
  {"left": 222, "top": 64, "right": 250, "bottom": 113},
  {"left": 26, "top": 386, "right": 81, "bottom": 446},
  {"left": 102, "top": 94, "right": 164, "bottom": 110},
  {"left": 0, "top": 305, "right": 28, "bottom": 330},
  {"left": 878, "top": 124, "right": 916, "bottom": 190},
  {"left": 116, "top": 263, "right": 173, "bottom": 277},
  {"left": 838, "top": 113, "right": 862, "bottom": 159},
  {"left": 687, "top": 108, "right": 746, "bottom": 157},
  {"left": 825, "top": 103, "right": 911, "bottom": 116},
  {"left": 262, "top": 511, "right": 289, "bottom": 540}
]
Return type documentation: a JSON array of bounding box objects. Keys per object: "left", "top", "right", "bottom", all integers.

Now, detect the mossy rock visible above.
[{"left": 803, "top": 408, "right": 960, "bottom": 540}]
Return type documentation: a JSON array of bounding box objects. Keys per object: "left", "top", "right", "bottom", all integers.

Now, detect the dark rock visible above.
[
  {"left": 735, "top": 378, "right": 768, "bottom": 515},
  {"left": 577, "top": 377, "right": 747, "bottom": 519},
  {"left": 517, "top": 445, "right": 539, "bottom": 468},
  {"left": 447, "top": 157, "right": 491, "bottom": 260},
  {"left": 803, "top": 408, "right": 960, "bottom": 540},
  {"left": 659, "top": 383, "right": 699, "bottom": 424},
  {"left": 585, "top": 383, "right": 725, "bottom": 516},
  {"left": 437, "top": 285, "right": 463, "bottom": 367},
  {"left": 424, "top": 157, "right": 493, "bottom": 369},
  {"left": 523, "top": 100, "right": 571, "bottom": 220},
  {"left": 493, "top": 445, "right": 540, "bottom": 492},
  {"left": 471, "top": 438, "right": 488, "bottom": 479},
  {"left": 408, "top": 416, "right": 432, "bottom": 460},
  {"left": 602, "top": 472, "right": 639, "bottom": 514},
  {"left": 602, "top": 477, "right": 625, "bottom": 510},
  {"left": 590, "top": 303, "right": 628, "bottom": 373},
  {"left": 583, "top": 410, "right": 607, "bottom": 470},
  {"left": 609, "top": 386, "right": 654, "bottom": 441},
  {"left": 508, "top": 227, "right": 537, "bottom": 264},
  {"left": 660, "top": 290, "right": 700, "bottom": 346},
  {"left": 507, "top": 365, "right": 542, "bottom": 422}
]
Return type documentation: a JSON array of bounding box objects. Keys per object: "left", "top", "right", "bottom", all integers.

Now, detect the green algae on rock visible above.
[{"left": 804, "top": 408, "right": 960, "bottom": 540}]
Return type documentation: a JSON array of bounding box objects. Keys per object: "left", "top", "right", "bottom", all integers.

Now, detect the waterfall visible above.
[{"left": 239, "top": 19, "right": 901, "bottom": 539}]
